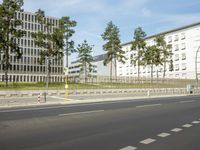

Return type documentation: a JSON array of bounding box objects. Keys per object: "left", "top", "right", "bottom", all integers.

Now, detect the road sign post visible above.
[{"left": 64, "top": 67, "right": 69, "bottom": 100}]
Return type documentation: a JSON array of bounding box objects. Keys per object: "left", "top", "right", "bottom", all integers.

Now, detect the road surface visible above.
[{"left": 0, "top": 95, "right": 200, "bottom": 150}]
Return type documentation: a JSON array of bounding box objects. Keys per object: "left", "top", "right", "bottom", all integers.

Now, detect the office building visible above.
[
  {"left": 118, "top": 22, "right": 200, "bottom": 79},
  {"left": 0, "top": 11, "right": 64, "bottom": 82}
]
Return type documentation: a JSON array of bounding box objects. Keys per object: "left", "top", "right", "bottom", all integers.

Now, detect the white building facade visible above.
[
  {"left": 118, "top": 22, "right": 200, "bottom": 79},
  {"left": 0, "top": 11, "right": 64, "bottom": 82},
  {"left": 69, "top": 54, "right": 111, "bottom": 81}
]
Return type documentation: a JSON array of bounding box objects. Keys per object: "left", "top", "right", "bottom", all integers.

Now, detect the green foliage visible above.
[
  {"left": 0, "top": 0, "right": 25, "bottom": 86},
  {"left": 59, "top": 16, "right": 77, "bottom": 67},
  {"left": 101, "top": 21, "right": 126, "bottom": 78},
  {"left": 154, "top": 35, "right": 173, "bottom": 79},
  {"left": 131, "top": 27, "right": 147, "bottom": 77},
  {"left": 77, "top": 40, "right": 94, "bottom": 82},
  {"left": 32, "top": 9, "right": 64, "bottom": 64}
]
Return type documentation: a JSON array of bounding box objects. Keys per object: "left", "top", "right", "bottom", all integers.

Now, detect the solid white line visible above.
[
  {"left": 180, "top": 100, "right": 196, "bottom": 103},
  {"left": 182, "top": 124, "right": 193, "bottom": 128},
  {"left": 119, "top": 146, "right": 137, "bottom": 150},
  {"left": 140, "top": 138, "right": 156, "bottom": 144},
  {"left": 157, "top": 133, "right": 170, "bottom": 138},
  {"left": 136, "top": 104, "right": 161, "bottom": 108},
  {"left": 192, "top": 121, "right": 200, "bottom": 124},
  {"left": 58, "top": 110, "right": 105, "bottom": 116},
  {"left": 171, "top": 128, "right": 182, "bottom": 132}
]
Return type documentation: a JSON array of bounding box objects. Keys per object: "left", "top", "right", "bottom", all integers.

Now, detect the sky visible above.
[{"left": 1, "top": 0, "right": 200, "bottom": 63}]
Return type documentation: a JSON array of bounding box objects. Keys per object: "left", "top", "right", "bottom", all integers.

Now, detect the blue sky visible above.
[{"left": 1, "top": 0, "right": 200, "bottom": 63}]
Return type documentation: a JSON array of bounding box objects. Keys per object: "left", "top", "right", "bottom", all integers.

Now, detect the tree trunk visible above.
[
  {"left": 115, "top": 58, "right": 116, "bottom": 77},
  {"left": 162, "top": 62, "right": 166, "bottom": 83},
  {"left": 85, "top": 62, "right": 87, "bottom": 83},
  {"left": 151, "top": 64, "right": 153, "bottom": 84},
  {"left": 110, "top": 59, "right": 112, "bottom": 83}
]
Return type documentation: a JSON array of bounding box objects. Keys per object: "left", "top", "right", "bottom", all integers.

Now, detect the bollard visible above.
[
  {"left": 147, "top": 90, "right": 150, "bottom": 97},
  {"left": 38, "top": 94, "right": 41, "bottom": 103}
]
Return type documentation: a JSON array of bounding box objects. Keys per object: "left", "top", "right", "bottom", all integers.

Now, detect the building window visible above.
[
  {"left": 175, "top": 54, "right": 179, "bottom": 61},
  {"left": 182, "top": 53, "right": 186, "bottom": 60},
  {"left": 174, "top": 34, "right": 179, "bottom": 41},
  {"left": 175, "top": 44, "right": 179, "bottom": 51},
  {"left": 181, "top": 43, "right": 186, "bottom": 50},
  {"left": 175, "top": 64, "right": 179, "bottom": 71},
  {"left": 181, "top": 33, "right": 185, "bottom": 40},
  {"left": 168, "top": 36, "right": 172, "bottom": 43},
  {"left": 182, "top": 63, "right": 187, "bottom": 70}
]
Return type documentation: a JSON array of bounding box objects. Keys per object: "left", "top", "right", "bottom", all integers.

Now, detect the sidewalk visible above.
[{"left": 0, "top": 93, "right": 194, "bottom": 109}]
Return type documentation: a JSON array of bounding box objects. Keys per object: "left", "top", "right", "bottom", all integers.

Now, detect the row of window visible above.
[
  {"left": 174, "top": 53, "right": 186, "bottom": 61},
  {"left": 168, "top": 33, "right": 186, "bottom": 43},
  {"left": 0, "top": 75, "right": 63, "bottom": 83},
  {"left": 16, "top": 12, "right": 58, "bottom": 26},
  {"left": 0, "top": 65, "right": 63, "bottom": 74},
  {"left": 174, "top": 43, "right": 186, "bottom": 51}
]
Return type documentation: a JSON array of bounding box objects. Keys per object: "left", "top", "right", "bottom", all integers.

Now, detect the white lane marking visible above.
[
  {"left": 136, "top": 104, "right": 161, "bottom": 108},
  {"left": 157, "top": 133, "right": 170, "bottom": 138},
  {"left": 171, "top": 128, "right": 182, "bottom": 132},
  {"left": 182, "top": 124, "right": 193, "bottom": 128},
  {"left": 58, "top": 110, "right": 104, "bottom": 116},
  {"left": 120, "top": 146, "right": 137, "bottom": 150},
  {"left": 192, "top": 121, "right": 200, "bottom": 124},
  {"left": 180, "top": 100, "right": 196, "bottom": 103},
  {"left": 140, "top": 138, "right": 156, "bottom": 144}
]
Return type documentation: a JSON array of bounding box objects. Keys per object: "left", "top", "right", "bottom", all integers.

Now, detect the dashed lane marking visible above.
[
  {"left": 192, "top": 121, "right": 200, "bottom": 124},
  {"left": 136, "top": 104, "right": 161, "bottom": 108},
  {"left": 171, "top": 128, "right": 182, "bottom": 132},
  {"left": 58, "top": 110, "right": 105, "bottom": 116},
  {"left": 140, "top": 138, "right": 156, "bottom": 145},
  {"left": 182, "top": 124, "right": 193, "bottom": 128},
  {"left": 179, "top": 100, "right": 196, "bottom": 103},
  {"left": 119, "top": 146, "right": 137, "bottom": 150},
  {"left": 157, "top": 133, "right": 170, "bottom": 138}
]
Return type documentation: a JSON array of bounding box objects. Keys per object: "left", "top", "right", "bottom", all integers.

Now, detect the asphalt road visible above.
[{"left": 0, "top": 95, "right": 200, "bottom": 150}]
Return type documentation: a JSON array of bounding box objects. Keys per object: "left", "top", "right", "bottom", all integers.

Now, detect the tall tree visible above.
[
  {"left": 59, "top": 16, "right": 77, "bottom": 69},
  {"left": 131, "top": 27, "right": 147, "bottom": 78},
  {"left": 154, "top": 35, "right": 172, "bottom": 81},
  {"left": 101, "top": 21, "right": 126, "bottom": 80},
  {"left": 144, "top": 45, "right": 162, "bottom": 83},
  {"left": 0, "top": 0, "right": 25, "bottom": 86},
  {"left": 77, "top": 40, "right": 93, "bottom": 83},
  {"left": 32, "top": 9, "right": 64, "bottom": 88}
]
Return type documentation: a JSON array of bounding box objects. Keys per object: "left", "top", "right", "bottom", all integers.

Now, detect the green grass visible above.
[{"left": 0, "top": 80, "right": 198, "bottom": 90}]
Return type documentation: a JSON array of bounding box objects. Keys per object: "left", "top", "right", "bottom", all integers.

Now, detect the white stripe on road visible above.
[
  {"left": 179, "top": 100, "right": 196, "bottom": 103},
  {"left": 58, "top": 110, "right": 105, "bottom": 116},
  {"left": 191, "top": 121, "right": 200, "bottom": 124},
  {"left": 136, "top": 104, "right": 161, "bottom": 108},
  {"left": 171, "top": 128, "right": 182, "bottom": 132},
  {"left": 120, "top": 146, "right": 137, "bottom": 150},
  {"left": 140, "top": 138, "right": 156, "bottom": 144},
  {"left": 182, "top": 124, "right": 193, "bottom": 128},
  {"left": 157, "top": 133, "right": 170, "bottom": 138}
]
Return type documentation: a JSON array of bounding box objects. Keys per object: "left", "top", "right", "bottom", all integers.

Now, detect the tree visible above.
[
  {"left": 77, "top": 40, "right": 93, "bottom": 83},
  {"left": 0, "top": 0, "right": 25, "bottom": 86},
  {"left": 154, "top": 35, "right": 172, "bottom": 81},
  {"left": 131, "top": 27, "right": 147, "bottom": 78},
  {"left": 59, "top": 16, "right": 77, "bottom": 69},
  {"left": 101, "top": 21, "right": 126, "bottom": 80},
  {"left": 31, "top": 9, "right": 64, "bottom": 88},
  {"left": 144, "top": 45, "right": 162, "bottom": 83}
]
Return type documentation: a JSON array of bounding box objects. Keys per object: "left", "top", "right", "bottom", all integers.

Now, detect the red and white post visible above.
[{"left": 37, "top": 94, "right": 41, "bottom": 103}]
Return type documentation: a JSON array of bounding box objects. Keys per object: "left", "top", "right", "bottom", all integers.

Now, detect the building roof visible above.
[
  {"left": 121, "top": 21, "right": 200, "bottom": 46},
  {"left": 71, "top": 54, "right": 106, "bottom": 64}
]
